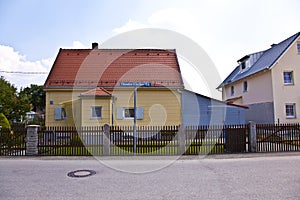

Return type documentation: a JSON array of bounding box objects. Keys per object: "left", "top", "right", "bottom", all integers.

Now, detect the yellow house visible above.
[
  {"left": 44, "top": 44, "right": 183, "bottom": 127},
  {"left": 218, "top": 32, "right": 300, "bottom": 124}
]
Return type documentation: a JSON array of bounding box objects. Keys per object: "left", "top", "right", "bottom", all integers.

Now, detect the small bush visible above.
[{"left": 0, "top": 113, "right": 11, "bottom": 129}]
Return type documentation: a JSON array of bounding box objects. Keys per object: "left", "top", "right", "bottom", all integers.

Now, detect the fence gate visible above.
[
  {"left": 225, "top": 125, "right": 248, "bottom": 153},
  {"left": 0, "top": 125, "right": 27, "bottom": 156}
]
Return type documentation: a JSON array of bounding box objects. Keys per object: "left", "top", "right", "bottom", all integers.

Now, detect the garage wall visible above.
[{"left": 181, "top": 90, "right": 246, "bottom": 126}]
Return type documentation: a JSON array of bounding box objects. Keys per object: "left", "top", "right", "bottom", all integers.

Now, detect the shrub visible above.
[{"left": 0, "top": 113, "right": 11, "bottom": 129}]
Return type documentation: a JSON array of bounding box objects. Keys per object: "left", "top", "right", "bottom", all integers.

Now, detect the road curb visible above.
[{"left": 1, "top": 152, "right": 300, "bottom": 161}]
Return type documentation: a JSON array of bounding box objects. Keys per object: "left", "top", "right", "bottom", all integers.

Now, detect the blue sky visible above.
[{"left": 1, "top": 0, "right": 300, "bottom": 96}]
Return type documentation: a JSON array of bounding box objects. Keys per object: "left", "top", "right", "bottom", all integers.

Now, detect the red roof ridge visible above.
[
  {"left": 80, "top": 87, "right": 112, "bottom": 97},
  {"left": 59, "top": 48, "right": 176, "bottom": 51}
]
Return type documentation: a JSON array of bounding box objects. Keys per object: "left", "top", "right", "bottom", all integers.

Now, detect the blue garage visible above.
[{"left": 181, "top": 90, "right": 247, "bottom": 126}]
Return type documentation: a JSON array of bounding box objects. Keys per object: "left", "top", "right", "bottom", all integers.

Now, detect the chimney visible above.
[{"left": 92, "top": 42, "right": 98, "bottom": 49}]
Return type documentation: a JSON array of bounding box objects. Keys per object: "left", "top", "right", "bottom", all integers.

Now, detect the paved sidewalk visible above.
[{"left": 1, "top": 151, "right": 300, "bottom": 160}]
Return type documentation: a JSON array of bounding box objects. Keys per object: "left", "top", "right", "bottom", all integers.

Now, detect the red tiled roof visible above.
[
  {"left": 44, "top": 48, "right": 183, "bottom": 88},
  {"left": 80, "top": 87, "right": 111, "bottom": 97}
]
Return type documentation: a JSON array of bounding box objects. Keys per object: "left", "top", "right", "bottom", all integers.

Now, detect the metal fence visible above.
[
  {"left": 37, "top": 125, "right": 248, "bottom": 156},
  {"left": 256, "top": 123, "right": 300, "bottom": 152},
  {"left": 2, "top": 123, "right": 300, "bottom": 156},
  {"left": 0, "top": 125, "right": 27, "bottom": 156}
]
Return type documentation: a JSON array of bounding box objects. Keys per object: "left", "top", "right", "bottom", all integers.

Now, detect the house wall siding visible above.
[
  {"left": 45, "top": 89, "right": 83, "bottom": 126},
  {"left": 271, "top": 38, "right": 300, "bottom": 123},
  {"left": 81, "top": 98, "right": 111, "bottom": 126},
  {"left": 245, "top": 102, "right": 274, "bottom": 123},
  {"left": 111, "top": 88, "right": 181, "bottom": 126},
  {"left": 223, "top": 71, "right": 273, "bottom": 105},
  {"left": 45, "top": 88, "right": 181, "bottom": 126}
]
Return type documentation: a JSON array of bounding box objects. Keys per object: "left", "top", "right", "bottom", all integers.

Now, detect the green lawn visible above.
[{"left": 39, "top": 141, "right": 224, "bottom": 156}]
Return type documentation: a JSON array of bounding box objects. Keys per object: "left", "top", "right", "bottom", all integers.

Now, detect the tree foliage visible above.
[
  {"left": 0, "top": 76, "right": 31, "bottom": 123},
  {"left": 20, "top": 84, "right": 45, "bottom": 112}
]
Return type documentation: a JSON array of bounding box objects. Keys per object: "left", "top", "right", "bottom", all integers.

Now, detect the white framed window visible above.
[
  {"left": 116, "top": 107, "right": 144, "bottom": 120},
  {"left": 230, "top": 86, "right": 234, "bottom": 96},
  {"left": 91, "top": 106, "right": 102, "bottom": 119},
  {"left": 285, "top": 103, "right": 296, "bottom": 118},
  {"left": 297, "top": 43, "right": 300, "bottom": 54},
  {"left": 243, "top": 81, "right": 248, "bottom": 92},
  {"left": 283, "top": 71, "right": 294, "bottom": 85}
]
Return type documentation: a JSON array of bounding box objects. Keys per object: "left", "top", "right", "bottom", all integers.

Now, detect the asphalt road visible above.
[{"left": 1, "top": 154, "right": 300, "bottom": 200}]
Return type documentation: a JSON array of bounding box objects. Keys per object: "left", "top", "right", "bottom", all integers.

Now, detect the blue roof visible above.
[{"left": 218, "top": 32, "right": 300, "bottom": 88}]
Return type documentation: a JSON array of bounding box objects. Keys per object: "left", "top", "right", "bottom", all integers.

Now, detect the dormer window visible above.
[
  {"left": 237, "top": 55, "right": 250, "bottom": 72},
  {"left": 241, "top": 62, "right": 246, "bottom": 70}
]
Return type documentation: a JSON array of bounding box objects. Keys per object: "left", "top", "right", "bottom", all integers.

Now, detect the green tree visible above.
[
  {"left": 20, "top": 84, "right": 45, "bottom": 112},
  {"left": 0, "top": 76, "right": 18, "bottom": 122},
  {"left": 0, "top": 76, "right": 31, "bottom": 123}
]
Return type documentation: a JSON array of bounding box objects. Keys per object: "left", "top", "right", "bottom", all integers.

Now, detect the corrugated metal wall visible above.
[{"left": 181, "top": 90, "right": 245, "bottom": 126}]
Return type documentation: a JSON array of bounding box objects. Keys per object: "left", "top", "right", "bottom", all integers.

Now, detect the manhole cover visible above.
[{"left": 67, "top": 169, "right": 96, "bottom": 178}]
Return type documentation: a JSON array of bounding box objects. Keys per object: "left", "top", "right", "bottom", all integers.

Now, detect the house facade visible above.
[
  {"left": 44, "top": 43, "right": 245, "bottom": 127},
  {"left": 218, "top": 32, "right": 300, "bottom": 124},
  {"left": 44, "top": 45, "right": 183, "bottom": 127}
]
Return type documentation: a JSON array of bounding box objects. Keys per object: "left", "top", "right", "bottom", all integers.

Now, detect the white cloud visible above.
[
  {"left": 147, "top": 8, "right": 195, "bottom": 27},
  {"left": 0, "top": 45, "right": 53, "bottom": 89},
  {"left": 113, "top": 19, "right": 148, "bottom": 34},
  {"left": 0, "top": 41, "right": 92, "bottom": 89},
  {"left": 61, "top": 41, "right": 89, "bottom": 49},
  {"left": 111, "top": 1, "right": 300, "bottom": 98},
  {"left": 112, "top": 8, "right": 218, "bottom": 97}
]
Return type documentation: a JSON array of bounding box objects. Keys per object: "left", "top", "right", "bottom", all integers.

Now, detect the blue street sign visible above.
[{"left": 120, "top": 82, "right": 151, "bottom": 87}]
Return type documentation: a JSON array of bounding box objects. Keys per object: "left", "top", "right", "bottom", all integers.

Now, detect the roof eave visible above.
[{"left": 269, "top": 34, "right": 300, "bottom": 70}]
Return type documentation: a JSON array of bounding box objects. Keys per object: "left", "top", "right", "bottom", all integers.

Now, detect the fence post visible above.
[
  {"left": 179, "top": 125, "right": 186, "bottom": 155},
  {"left": 103, "top": 124, "right": 110, "bottom": 156},
  {"left": 26, "top": 125, "right": 40, "bottom": 156},
  {"left": 248, "top": 121, "right": 257, "bottom": 152}
]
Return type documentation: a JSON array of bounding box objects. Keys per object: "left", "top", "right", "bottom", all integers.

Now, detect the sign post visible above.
[
  {"left": 133, "top": 87, "right": 137, "bottom": 155},
  {"left": 120, "top": 82, "right": 151, "bottom": 155}
]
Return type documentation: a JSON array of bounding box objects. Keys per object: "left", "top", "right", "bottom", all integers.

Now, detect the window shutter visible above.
[
  {"left": 116, "top": 108, "right": 124, "bottom": 120},
  {"left": 54, "top": 108, "right": 62, "bottom": 120},
  {"left": 136, "top": 107, "right": 144, "bottom": 120}
]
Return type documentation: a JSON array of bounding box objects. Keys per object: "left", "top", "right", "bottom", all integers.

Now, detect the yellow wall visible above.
[
  {"left": 81, "top": 98, "right": 111, "bottom": 126},
  {"left": 45, "top": 89, "right": 85, "bottom": 126},
  {"left": 45, "top": 88, "right": 181, "bottom": 126},
  {"left": 271, "top": 38, "right": 300, "bottom": 123},
  {"left": 111, "top": 88, "right": 181, "bottom": 126}
]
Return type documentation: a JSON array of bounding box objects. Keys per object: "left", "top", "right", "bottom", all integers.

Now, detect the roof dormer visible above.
[{"left": 237, "top": 55, "right": 250, "bottom": 72}]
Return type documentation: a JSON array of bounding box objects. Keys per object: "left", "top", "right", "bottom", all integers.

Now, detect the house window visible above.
[
  {"left": 230, "top": 86, "right": 234, "bottom": 96},
  {"left": 54, "top": 108, "right": 66, "bottom": 120},
  {"left": 285, "top": 104, "right": 296, "bottom": 118},
  {"left": 283, "top": 71, "right": 294, "bottom": 85},
  {"left": 116, "top": 107, "right": 144, "bottom": 120},
  {"left": 91, "top": 106, "right": 102, "bottom": 119},
  {"left": 297, "top": 43, "right": 300, "bottom": 54},
  {"left": 124, "top": 108, "right": 135, "bottom": 119},
  {"left": 241, "top": 62, "right": 246, "bottom": 70},
  {"left": 243, "top": 81, "right": 248, "bottom": 92}
]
